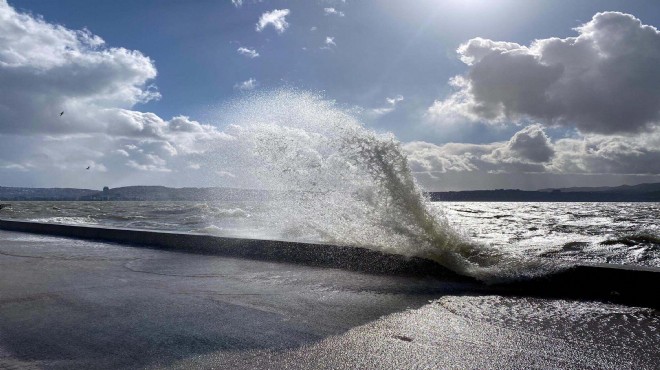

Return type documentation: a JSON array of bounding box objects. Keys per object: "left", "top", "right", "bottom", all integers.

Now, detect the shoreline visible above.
[{"left": 1, "top": 218, "right": 658, "bottom": 308}]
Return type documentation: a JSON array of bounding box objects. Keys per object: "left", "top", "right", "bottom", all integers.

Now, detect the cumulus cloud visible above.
[
  {"left": 0, "top": 1, "right": 158, "bottom": 135},
  {"left": 486, "top": 124, "right": 554, "bottom": 164},
  {"left": 404, "top": 127, "right": 548, "bottom": 176},
  {"left": 404, "top": 124, "right": 660, "bottom": 177},
  {"left": 256, "top": 9, "right": 290, "bottom": 34},
  {"left": 127, "top": 153, "right": 171, "bottom": 173},
  {"left": 0, "top": 1, "right": 233, "bottom": 183},
  {"left": 324, "top": 8, "right": 345, "bottom": 17},
  {"left": 237, "top": 47, "right": 259, "bottom": 58},
  {"left": 430, "top": 12, "right": 660, "bottom": 134},
  {"left": 234, "top": 78, "right": 257, "bottom": 91},
  {"left": 403, "top": 141, "right": 485, "bottom": 175},
  {"left": 550, "top": 134, "right": 660, "bottom": 174}
]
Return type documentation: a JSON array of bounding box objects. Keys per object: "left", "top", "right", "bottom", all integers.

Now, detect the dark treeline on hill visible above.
[
  {"left": 429, "top": 183, "right": 660, "bottom": 202},
  {"left": 0, "top": 186, "right": 267, "bottom": 201},
  {"left": 0, "top": 183, "right": 659, "bottom": 202}
]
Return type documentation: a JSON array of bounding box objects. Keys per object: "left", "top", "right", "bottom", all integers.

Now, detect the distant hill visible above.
[
  {"left": 1, "top": 183, "right": 659, "bottom": 202},
  {"left": 84, "top": 186, "right": 267, "bottom": 201},
  {"left": 430, "top": 183, "right": 660, "bottom": 202},
  {"left": 538, "top": 182, "right": 660, "bottom": 194},
  {"left": 0, "top": 186, "right": 266, "bottom": 201},
  {"left": 0, "top": 186, "right": 99, "bottom": 201}
]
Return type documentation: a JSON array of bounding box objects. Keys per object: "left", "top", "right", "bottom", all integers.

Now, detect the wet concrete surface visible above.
[{"left": 0, "top": 230, "right": 658, "bottom": 369}]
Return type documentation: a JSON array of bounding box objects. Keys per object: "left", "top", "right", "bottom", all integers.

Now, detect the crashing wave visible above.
[{"left": 209, "top": 90, "right": 561, "bottom": 281}]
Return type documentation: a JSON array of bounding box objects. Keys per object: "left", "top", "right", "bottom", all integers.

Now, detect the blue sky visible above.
[{"left": 1, "top": 0, "right": 660, "bottom": 190}]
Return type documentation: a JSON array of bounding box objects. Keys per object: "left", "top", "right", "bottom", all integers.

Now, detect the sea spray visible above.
[{"left": 217, "top": 90, "right": 560, "bottom": 281}]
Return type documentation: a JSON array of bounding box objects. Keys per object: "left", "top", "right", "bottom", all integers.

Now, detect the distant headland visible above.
[
  {"left": 0, "top": 183, "right": 659, "bottom": 202},
  {"left": 0, "top": 186, "right": 266, "bottom": 202},
  {"left": 429, "top": 182, "right": 660, "bottom": 202}
]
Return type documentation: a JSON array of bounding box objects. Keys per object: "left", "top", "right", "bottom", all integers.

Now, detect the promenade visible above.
[{"left": 0, "top": 228, "right": 657, "bottom": 369}]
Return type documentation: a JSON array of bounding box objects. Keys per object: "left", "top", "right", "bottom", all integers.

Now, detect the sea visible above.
[{"left": 1, "top": 200, "right": 658, "bottom": 272}]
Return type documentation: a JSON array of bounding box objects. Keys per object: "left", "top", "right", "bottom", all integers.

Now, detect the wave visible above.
[
  {"left": 194, "top": 225, "right": 225, "bottom": 235},
  {"left": 209, "top": 207, "right": 250, "bottom": 218},
  {"left": 600, "top": 232, "right": 660, "bottom": 247},
  {"left": 214, "top": 90, "right": 560, "bottom": 281},
  {"left": 29, "top": 216, "right": 98, "bottom": 225}
]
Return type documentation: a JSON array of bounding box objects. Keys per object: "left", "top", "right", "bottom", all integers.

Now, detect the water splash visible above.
[{"left": 218, "top": 90, "right": 560, "bottom": 281}]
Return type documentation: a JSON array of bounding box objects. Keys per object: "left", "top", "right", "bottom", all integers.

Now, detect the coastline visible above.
[{"left": 0, "top": 218, "right": 658, "bottom": 308}]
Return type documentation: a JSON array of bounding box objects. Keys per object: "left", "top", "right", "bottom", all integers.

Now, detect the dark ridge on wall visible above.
[{"left": 0, "top": 219, "right": 658, "bottom": 308}]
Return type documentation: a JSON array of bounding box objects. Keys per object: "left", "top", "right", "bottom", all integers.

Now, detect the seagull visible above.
[
  {"left": 60, "top": 111, "right": 64, "bottom": 116},
  {"left": 86, "top": 166, "right": 90, "bottom": 170}
]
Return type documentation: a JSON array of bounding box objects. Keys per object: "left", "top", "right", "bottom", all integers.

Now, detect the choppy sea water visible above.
[
  {"left": 441, "top": 202, "right": 660, "bottom": 268},
  {"left": 0, "top": 200, "right": 658, "bottom": 269}
]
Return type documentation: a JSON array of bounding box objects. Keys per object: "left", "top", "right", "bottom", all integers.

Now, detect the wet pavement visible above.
[{"left": 0, "top": 230, "right": 657, "bottom": 369}]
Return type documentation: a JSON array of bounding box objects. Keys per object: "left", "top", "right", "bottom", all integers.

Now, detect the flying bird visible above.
[
  {"left": 86, "top": 166, "right": 90, "bottom": 170},
  {"left": 60, "top": 111, "right": 64, "bottom": 116}
]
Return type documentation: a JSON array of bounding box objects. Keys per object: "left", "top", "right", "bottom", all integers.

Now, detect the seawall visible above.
[
  {"left": 0, "top": 218, "right": 449, "bottom": 278},
  {"left": 0, "top": 218, "right": 658, "bottom": 308}
]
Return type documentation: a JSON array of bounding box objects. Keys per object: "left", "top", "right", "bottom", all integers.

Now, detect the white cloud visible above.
[
  {"left": 550, "top": 133, "right": 660, "bottom": 175},
  {"left": 237, "top": 47, "right": 259, "bottom": 58},
  {"left": 216, "top": 170, "right": 236, "bottom": 178},
  {"left": 0, "top": 2, "right": 231, "bottom": 149},
  {"left": 486, "top": 124, "right": 554, "bottom": 164},
  {"left": 310, "top": 26, "right": 317, "bottom": 32},
  {"left": 321, "top": 36, "right": 337, "bottom": 50},
  {"left": 234, "top": 78, "right": 257, "bottom": 91},
  {"left": 127, "top": 159, "right": 171, "bottom": 172},
  {"left": 324, "top": 8, "right": 345, "bottom": 17},
  {"left": 256, "top": 9, "right": 290, "bottom": 34},
  {"left": 0, "top": 0, "right": 159, "bottom": 136},
  {"left": 404, "top": 124, "right": 660, "bottom": 177},
  {"left": 386, "top": 95, "right": 404, "bottom": 106},
  {"left": 1, "top": 163, "right": 30, "bottom": 172},
  {"left": 0, "top": 1, "right": 234, "bottom": 184},
  {"left": 430, "top": 12, "right": 660, "bottom": 134},
  {"left": 371, "top": 95, "right": 404, "bottom": 116},
  {"left": 231, "top": 0, "right": 243, "bottom": 7},
  {"left": 403, "top": 141, "right": 484, "bottom": 175}
]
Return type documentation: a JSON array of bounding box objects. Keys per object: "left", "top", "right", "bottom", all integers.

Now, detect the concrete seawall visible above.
[
  {"left": 0, "top": 218, "right": 451, "bottom": 278},
  {"left": 0, "top": 218, "right": 658, "bottom": 308}
]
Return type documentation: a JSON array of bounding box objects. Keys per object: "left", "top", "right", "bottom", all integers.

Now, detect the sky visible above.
[{"left": 1, "top": 0, "right": 660, "bottom": 191}]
